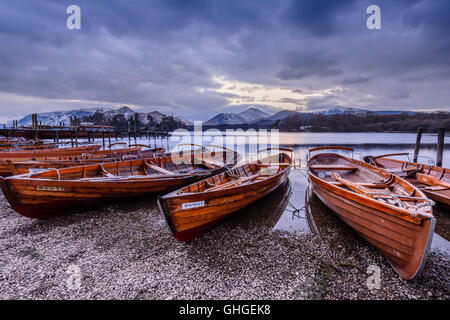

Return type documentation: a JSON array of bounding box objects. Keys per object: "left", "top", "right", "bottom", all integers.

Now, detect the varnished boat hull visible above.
[
  {"left": 421, "top": 189, "right": 450, "bottom": 208},
  {"left": 309, "top": 172, "right": 435, "bottom": 280},
  {"left": 159, "top": 162, "right": 291, "bottom": 242},
  {"left": 0, "top": 174, "right": 220, "bottom": 219},
  {"left": 0, "top": 145, "right": 102, "bottom": 176},
  {"left": 0, "top": 145, "right": 100, "bottom": 159}
]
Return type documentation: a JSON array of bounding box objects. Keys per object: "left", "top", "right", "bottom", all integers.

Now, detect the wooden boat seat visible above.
[
  {"left": 330, "top": 181, "right": 392, "bottom": 189},
  {"left": 144, "top": 161, "right": 175, "bottom": 175},
  {"left": 417, "top": 173, "right": 450, "bottom": 189},
  {"left": 258, "top": 163, "right": 289, "bottom": 167},
  {"left": 206, "top": 172, "right": 261, "bottom": 191},
  {"left": 332, "top": 172, "right": 406, "bottom": 207},
  {"left": 310, "top": 165, "right": 357, "bottom": 171},
  {"left": 100, "top": 164, "right": 116, "bottom": 178},
  {"left": 260, "top": 167, "right": 279, "bottom": 176}
]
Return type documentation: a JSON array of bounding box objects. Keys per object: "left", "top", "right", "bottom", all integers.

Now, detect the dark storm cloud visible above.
[
  {"left": 282, "top": 0, "right": 359, "bottom": 36},
  {"left": 341, "top": 76, "right": 371, "bottom": 85},
  {"left": 276, "top": 51, "right": 342, "bottom": 80},
  {"left": 0, "top": 0, "right": 449, "bottom": 121}
]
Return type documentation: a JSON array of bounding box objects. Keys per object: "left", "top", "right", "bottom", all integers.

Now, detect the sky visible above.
[{"left": 0, "top": 0, "right": 449, "bottom": 123}]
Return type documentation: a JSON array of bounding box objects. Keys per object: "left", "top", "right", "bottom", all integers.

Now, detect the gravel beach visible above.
[{"left": 0, "top": 183, "right": 448, "bottom": 300}]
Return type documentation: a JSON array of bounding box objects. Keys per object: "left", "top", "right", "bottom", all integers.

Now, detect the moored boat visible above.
[
  {"left": 158, "top": 148, "right": 293, "bottom": 242},
  {"left": 0, "top": 151, "right": 232, "bottom": 219},
  {"left": 0, "top": 144, "right": 101, "bottom": 159},
  {"left": 307, "top": 146, "right": 435, "bottom": 280},
  {"left": 1, "top": 147, "right": 165, "bottom": 177},
  {"left": 0, "top": 142, "right": 59, "bottom": 151},
  {"left": 364, "top": 153, "right": 450, "bottom": 208}
]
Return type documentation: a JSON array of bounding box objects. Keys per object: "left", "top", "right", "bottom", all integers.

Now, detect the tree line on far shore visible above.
[{"left": 269, "top": 111, "right": 450, "bottom": 132}]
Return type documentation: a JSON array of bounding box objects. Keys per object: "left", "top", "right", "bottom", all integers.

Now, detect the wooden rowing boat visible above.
[
  {"left": 0, "top": 145, "right": 101, "bottom": 160},
  {"left": 364, "top": 153, "right": 450, "bottom": 208},
  {"left": 0, "top": 145, "right": 102, "bottom": 176},
  {"left": 0, "top": 147, "right": 165, "bottom": 177},
  {"left": 0, "top": 152, "right": 232, "bottom": 219},
  {"left": 158, "top": 148, "right": 293, "bottom": 242},
  {"left": 307, "top": 146, "right": 435, "bottom": 280},
  {"left": 0, "top": 142, "right": 59, "bottom": 151}
]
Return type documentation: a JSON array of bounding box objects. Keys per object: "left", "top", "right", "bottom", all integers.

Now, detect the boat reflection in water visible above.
[
  {"left": 302, "top": 184, "right": 364, "bottom": 249},
  {"left": 226, "top": 179, "right": 293, "bottom": 232}
]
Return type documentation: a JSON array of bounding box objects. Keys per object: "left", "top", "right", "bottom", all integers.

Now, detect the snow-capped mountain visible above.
[
  {"left": 315, "top": 106, "right": 370, "bottom": 115},
  {"left": 12, "top": 106, "right": 193, "bottom": 127},
  {"left": 14, "top": 108, "right": 100, "bottom": 127},
  {"left": 205, "top": 108, "right": 269, "bottom": 125}
]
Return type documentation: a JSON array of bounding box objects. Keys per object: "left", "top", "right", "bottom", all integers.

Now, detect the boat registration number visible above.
[
  {"left": 182, "top": 201, "right": 205, "bottom": 210},
  {"left": 36, "top": 186, "right": 65, "bottom": 192}
]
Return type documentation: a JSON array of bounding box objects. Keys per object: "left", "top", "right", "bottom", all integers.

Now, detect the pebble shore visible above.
[{"left": 0, "top": 192, "right": 448, "bottom": 300}]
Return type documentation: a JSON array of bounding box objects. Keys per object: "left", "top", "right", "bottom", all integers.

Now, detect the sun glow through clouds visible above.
[{"left": 205, "top": 77, "right": 329, "bottom": 111}]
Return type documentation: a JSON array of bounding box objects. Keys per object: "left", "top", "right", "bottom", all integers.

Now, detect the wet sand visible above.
[{"left": 0, "top": 170, "right": 448, "bottom": 300}]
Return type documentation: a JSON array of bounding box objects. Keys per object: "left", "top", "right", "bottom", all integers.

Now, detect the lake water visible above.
[{"left": 144, "top": 131, "right": 450, "bottom": 166}]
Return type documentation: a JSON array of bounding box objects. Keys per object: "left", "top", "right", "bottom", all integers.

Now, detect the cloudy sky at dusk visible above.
[{"left": 0, "top": 0, "right": 449, "bottom": 122}]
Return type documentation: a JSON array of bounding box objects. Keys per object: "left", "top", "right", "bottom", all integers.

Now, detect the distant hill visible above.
[
  {"left": 15, "top": 108, "right": 100, "bottom": 127},
  {"left": 255, "top": 110, "right": 300, "bottom": 126},
  {"left": 205, "top": 107, "right": 269, "bottom": 125},
  {"left": 13, "top": 106, "right": 192, "bottom": 127}
]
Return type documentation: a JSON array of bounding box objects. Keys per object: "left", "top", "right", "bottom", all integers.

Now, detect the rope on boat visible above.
[{"left": 365, "top": 191, "right": 435, "bottom": 212}]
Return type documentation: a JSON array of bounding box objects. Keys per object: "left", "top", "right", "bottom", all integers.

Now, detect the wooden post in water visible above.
[
  {"left": 413, "top": 127, "right": 423, "bottom": 163},
  {"left": 154, "top": 124, "right": 157, "bottom": 149},
  {"left": 33, "top": 114, "right": 38, "bottom": 139},
  {"left": 128, "top": 120, "right": 131, "bottom": 145},
  {"left": 147, "top": 122, "right": 151, "bottom": 147},
  {"left": 159, "top": 123, "right": 162, "bottom": 147},
  {"left": 70, "top": 117, "right": 74, "bottom": 147},
  {"left": 166, "top": 125, "right": 169, "bottom": 149},
  {"left": 436, "top": 128, "right": 445, "bottom": 167},
  {"left": 107, "top": 118, "right": 111, "bottom": 148},
  {"left": 74, "top": 116, "right": 78, "bottom": 145},
  {"left": 134, "top": 115, "right": 137, "bottom": 144}
]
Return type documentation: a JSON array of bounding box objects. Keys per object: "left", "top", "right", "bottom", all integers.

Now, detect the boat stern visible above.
[{"left": 406, "top": 216, "right": 436, "bottom": 280}]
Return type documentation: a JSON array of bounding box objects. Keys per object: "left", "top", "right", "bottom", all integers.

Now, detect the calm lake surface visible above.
[
  {"left": 168, "top": 131, "right": 450, "bottom": 167},
  {"left": 98, "top": 131, "right": 450, "bottom": 255}
]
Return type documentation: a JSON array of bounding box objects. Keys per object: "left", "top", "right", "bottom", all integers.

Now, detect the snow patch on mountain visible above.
[{"left": 205, "top": 107, "right": 269, "bottom": 125}]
